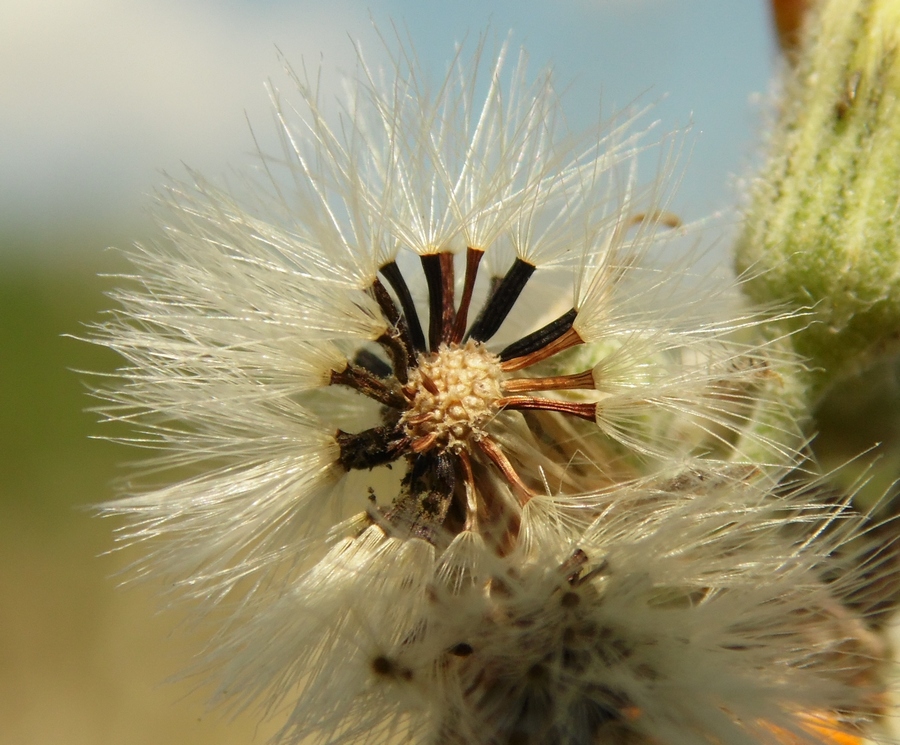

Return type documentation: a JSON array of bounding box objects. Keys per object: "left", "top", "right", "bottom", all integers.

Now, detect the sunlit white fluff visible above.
[
  {"left": 278, "top": 38, "right": 583, "bottom": 266},
  {"left": 195, "top": 464, "right": 882, "bottom": 745},
  {"left": 93, "top": 33, "right": 799, "bottom": 591},
  {"left": 98, "top": 398, "right": 347, "bottom": 598},
  {"left": 82, "top": 30, "right": 876, "bottom": 745}
]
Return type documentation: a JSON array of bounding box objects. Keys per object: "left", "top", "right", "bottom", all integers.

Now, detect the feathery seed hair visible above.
[{"left": 90, "top": 32, "right": 885, "bottom": 745}]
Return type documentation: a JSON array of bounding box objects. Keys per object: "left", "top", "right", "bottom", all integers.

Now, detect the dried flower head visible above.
[
  {"left": 86, "top": 33, "right": 869, "bottom": 745},
  {"left": 202, "top": 466, "right": 885, "bottom": 745}
]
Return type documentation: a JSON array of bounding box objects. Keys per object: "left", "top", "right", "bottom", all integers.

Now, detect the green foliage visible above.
[{"left": 736, "top": 0, "right": 900, "bottom": 398}]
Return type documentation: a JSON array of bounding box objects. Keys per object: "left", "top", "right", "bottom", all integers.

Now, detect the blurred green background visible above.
[
  {"left": 0, "top": 239, "right": 286, "bottom": 743},
  {"left": 3, "top": 2, "right": 897, "bottom": 744}
]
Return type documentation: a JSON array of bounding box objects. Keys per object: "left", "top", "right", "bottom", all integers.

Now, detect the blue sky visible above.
[{"left": 0, "top": 0, "right": 780, "bottom": 256}]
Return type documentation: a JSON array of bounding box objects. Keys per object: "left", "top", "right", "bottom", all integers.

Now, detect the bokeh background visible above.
[{"left": 4, "top": 2, "right": 893, "bottom": 744}]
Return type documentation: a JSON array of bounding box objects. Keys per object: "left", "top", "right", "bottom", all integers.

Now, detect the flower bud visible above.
[{"left": 736, "top": 0, "right": 900, "bottom": 395}]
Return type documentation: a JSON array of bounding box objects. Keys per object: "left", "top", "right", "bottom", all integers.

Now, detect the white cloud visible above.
[{"left": 0, "top": 0, "right": 374, "bottom": 234}]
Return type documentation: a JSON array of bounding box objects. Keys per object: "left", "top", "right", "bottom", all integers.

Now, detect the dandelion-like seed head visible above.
[
  {"left": 205, "top": 467, "right": 884, "bottom": 745},
  {"left": 85, "top": 31, "right": 882, "bottom": 745}
]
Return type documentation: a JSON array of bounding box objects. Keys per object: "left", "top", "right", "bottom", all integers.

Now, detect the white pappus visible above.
[{"left": 88, "top": 31, "right": 886, "bottom": 745}]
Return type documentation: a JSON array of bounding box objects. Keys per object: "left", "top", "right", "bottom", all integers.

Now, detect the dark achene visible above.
[{"left": 331, "top": 247, "right": 606, "bottom": 548}]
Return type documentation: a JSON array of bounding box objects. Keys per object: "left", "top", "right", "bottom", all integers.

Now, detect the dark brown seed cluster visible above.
[{"left": 329, "top": 248, "right": 604, "bottom": 547}]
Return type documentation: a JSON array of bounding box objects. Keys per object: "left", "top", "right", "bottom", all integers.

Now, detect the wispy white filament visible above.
[
  {"left": 89, "top": 29, "right": 886, "bottom": 745},
  {"left": 199, "top": 467, "right": 881, "bottom": 745}
]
